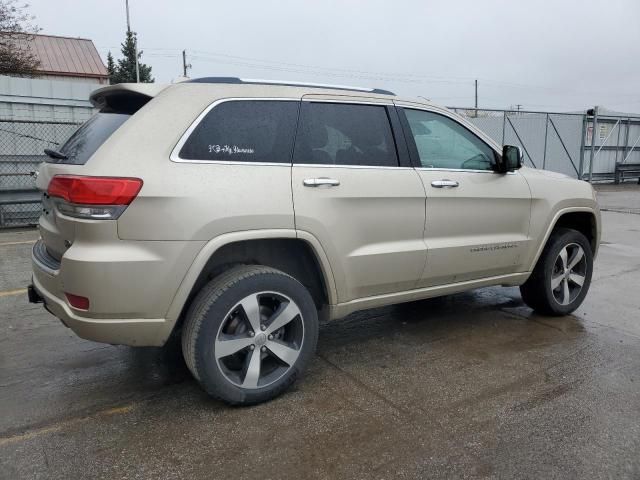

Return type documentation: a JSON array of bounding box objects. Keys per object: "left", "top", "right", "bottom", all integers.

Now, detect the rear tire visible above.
[
  {"left": 182, "top": 265, "right": 318, "bottom": 405},
  {"left": 520, "top": 228, "right": 593, "bottom": 316}
]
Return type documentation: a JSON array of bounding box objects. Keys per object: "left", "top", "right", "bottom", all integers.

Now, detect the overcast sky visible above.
[{"left": 27, "top": 0, "right": 640, "bottom": 113}]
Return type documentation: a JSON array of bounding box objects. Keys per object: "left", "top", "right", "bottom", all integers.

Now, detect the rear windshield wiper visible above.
[{"left": 44, "top": 148, "right": 68, "bottom": 160}]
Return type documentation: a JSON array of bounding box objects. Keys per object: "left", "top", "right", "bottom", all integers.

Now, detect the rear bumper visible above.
[
  {"left": 30, "top": 238, "right": 204, "bottom": 346},
  {"left": 31, "top": 271, "right": 168, "bottom": 346}
]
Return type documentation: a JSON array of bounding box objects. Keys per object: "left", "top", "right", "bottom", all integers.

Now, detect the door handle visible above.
[
  {"left": 431, "top": 179, "right": 459, "bottom": 188},
  {"left": 303, "top": 177, "right": 340, "bottom": 187}
]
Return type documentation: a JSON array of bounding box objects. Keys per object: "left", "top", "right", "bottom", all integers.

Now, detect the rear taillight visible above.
[{"left": 47, "top": 175, "right": 143, "bottom": 220}]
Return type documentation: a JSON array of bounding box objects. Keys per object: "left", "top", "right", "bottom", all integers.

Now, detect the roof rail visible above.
[{"left": 185, "top": 77, "right": 395, "bottom": 96}]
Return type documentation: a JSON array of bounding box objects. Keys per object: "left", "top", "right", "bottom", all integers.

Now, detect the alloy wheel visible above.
[
  {"left": 550, "top": 243, "right": 587, "bottom": 306},
  {"left": 214, "top": 292, "right": 304, "bottom": 389}
]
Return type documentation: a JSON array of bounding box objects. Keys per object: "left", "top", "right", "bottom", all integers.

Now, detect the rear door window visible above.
[
  {"left": 293, "top": 102, "right": 399, "bottom": 167},
  {"left": 50, "top": 113, "right": 130, "bottom": 165},
  {"left": 178, "top": 100, "right": 299, "bottom": 163}
]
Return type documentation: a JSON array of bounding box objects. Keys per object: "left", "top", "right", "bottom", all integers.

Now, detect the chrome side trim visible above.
[
  {"left": 170, "top": 97, "right": 299, "bottom": 164},
  {"left": 328, "top": 272, "right": 531, "bottom": 320}
]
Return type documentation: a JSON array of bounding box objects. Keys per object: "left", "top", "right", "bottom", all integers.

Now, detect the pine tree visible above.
[
  {"left": 109, "top": 30, "right": 153, "bottom": 84},
  {"left": 106, "top": 51, "right": 116, "bottom": 83}
]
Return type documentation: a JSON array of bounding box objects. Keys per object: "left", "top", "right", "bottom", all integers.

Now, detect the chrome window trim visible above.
[
  {"left": 415, "top": 167, "right": 516, "bottom": 175},
  {"left": 171, "top": 159, "right": 291, "bottom": 167},
  {"left": 294, "top": 163, "right": 413, "bottom": 170},
  {"left": 416, "top": 167, "right": 493, "bottom": 174},
  {"left": 170, "top": 97, "right": 300, "bottom": 164}
]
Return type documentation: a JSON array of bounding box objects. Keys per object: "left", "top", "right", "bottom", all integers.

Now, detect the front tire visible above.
[
  {"left": 182, "top": 265, "right": 319, "bottom": 405},
  {"left": 520, "top": 228, "right": 593, "bottom": 316}
]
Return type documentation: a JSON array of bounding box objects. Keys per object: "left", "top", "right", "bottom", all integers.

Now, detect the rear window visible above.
[
  {"left": 49, "top": 113, "right": 130, "bottom": 165},
  {"left": 178, "top": 100, "right": 299, "bottom": 163}
]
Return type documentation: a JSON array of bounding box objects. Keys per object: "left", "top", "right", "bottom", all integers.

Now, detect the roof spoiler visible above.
[{"left": 90, "top": 83, "right": 168, "bottom": 113}]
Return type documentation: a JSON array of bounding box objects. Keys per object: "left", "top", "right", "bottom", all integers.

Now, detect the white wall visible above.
[
  {"left": 0, "top": 75, "right": 98, "bottom": 123},
  {"left": 37, "top": 74, "right": 107, "bottom": 85}
]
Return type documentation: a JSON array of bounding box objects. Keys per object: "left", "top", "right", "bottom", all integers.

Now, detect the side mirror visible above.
[{"left": 497, "top": 145, "right": 523, "bottom": 173}]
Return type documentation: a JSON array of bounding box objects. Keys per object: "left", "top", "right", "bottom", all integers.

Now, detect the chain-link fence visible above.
[
  {"left": 1, "top": 105, "right": 640, "bottom": 229},
  {"left": 450, "top": 108, "right": 585, "bottom": 178},
  {"left": 0, "top": 118, "right": 81, "bottom": 228},
  {"left": 450, "top": 107, "right": 640, "bottom": 181}
]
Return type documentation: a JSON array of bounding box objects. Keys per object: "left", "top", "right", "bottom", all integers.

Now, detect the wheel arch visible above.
[
  {"left": 164, "top": 230, "right": 337, "bottom": 339},
  {"left": 529, "top": 207, "right": 600, "bottom": 271}
]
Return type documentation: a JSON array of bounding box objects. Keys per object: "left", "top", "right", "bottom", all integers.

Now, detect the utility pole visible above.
[
  {"left": 125, "top": 0, "right": 140, "bottom": 83},
  {"left": 474, "top": 79, "right": 478, "bottom": 118},
  {"left": 182, "top": 50, "right": 191, "bottom": 77},
  {"left": 516, "top": 104, "right": 522, "bottom": 112}
]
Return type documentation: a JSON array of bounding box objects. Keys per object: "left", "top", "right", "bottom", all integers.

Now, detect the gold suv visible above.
[{"left": 29, "top": 78, "right": 601, "bottom": 404}]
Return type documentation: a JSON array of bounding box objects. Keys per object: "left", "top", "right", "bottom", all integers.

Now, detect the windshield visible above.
[{"left": 47, "top": 112, "right": 130, "bottom": 165}]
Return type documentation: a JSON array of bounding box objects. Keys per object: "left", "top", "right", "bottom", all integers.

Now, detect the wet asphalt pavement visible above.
[{"left": 1, "top": 186, "right": 639, "bottom": 479}]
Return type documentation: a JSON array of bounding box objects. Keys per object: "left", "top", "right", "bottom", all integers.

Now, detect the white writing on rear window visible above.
[{"left": 208, "top": 144, "right": 255, "bottom": 155}]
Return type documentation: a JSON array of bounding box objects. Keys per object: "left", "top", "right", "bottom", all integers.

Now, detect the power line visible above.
[
  {"left": 189, "top": 50, "right": 471, "bottom": 82},
  {"left": 188, "top": 55, "right": 428, "bottom": 84},
  {"left": 173, "top": 49, "right": 631, "bottom": 96},
  {"left": 97, "top": 45, "right": 640, "bottom": 100}
]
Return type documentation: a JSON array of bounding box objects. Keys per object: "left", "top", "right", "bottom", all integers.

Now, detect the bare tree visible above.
[{"left": 0, "top": 0, "right": 40, "bottom": 76}]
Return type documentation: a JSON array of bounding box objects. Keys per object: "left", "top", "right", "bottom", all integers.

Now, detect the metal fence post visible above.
[
  {"left": 623, "top": 118, "right": 631, "bottom": 164},
  {"left": 588, "top": 106, "right": 599, "bottom": 183},
  {"left": 542, "top": 113, "right": 549, "bottom": 169},
  {"left": 501, "top": 111, "right": 506, "bottom": 145},
  {"left": 578, "top": 115, "right": 587, "bottom": 180},
  {"left": 614, "top": 116, "right": 622, "bottom": 164}
]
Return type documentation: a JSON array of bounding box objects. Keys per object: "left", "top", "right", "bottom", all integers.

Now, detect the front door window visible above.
[{"left": 404, "top": 109, "right": 497, "bottom": 171}]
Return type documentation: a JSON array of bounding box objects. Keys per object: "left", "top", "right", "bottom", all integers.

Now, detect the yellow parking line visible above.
[
  {"left": 0, "top": 404, "right": 135, "bottom": 447},
  {"left": 0, "top": 240, "right": 37, "bottom": 247},
  {"left": 0, "top": 288, "right": 28, "bottom": 298}
]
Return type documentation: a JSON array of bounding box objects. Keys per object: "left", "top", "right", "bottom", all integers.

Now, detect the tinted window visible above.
[
  {"left": 293, "top": 103, "right": 398, "bottom": 167},
  {"left": 51, "top": 113, "right": 130, "bottom": 165},
  {"left": 179, "top": 100, "right": 299, "bottom": 163},
  {"left": 404, "top": 109, "right": 496, "bottom": 170}
]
